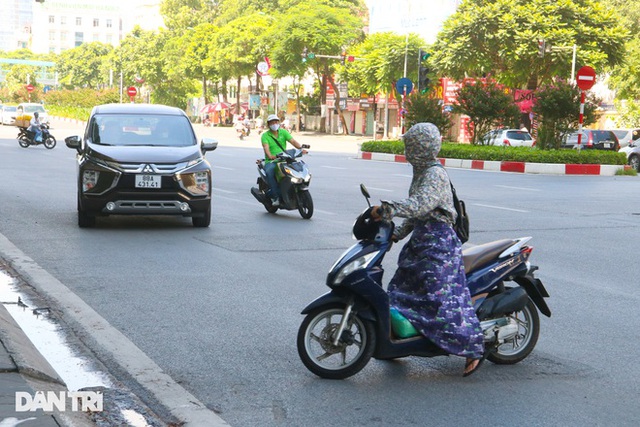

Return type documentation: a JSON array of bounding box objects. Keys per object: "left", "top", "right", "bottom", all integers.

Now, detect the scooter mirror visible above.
[{"left": 360, "top": 184, "right": 371, "bottom": 207}]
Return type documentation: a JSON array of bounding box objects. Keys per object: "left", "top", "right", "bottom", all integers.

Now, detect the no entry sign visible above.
[
  {"left": 127, "top": 86, "right": 138, "bottom": 97},
  {"left": 576, "top": 66, "right": 596, "bottom": 91}
]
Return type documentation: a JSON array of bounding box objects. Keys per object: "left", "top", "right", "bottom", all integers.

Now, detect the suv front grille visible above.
[{"left": 118, "top": 162, "right": 190, "bottom": 174}]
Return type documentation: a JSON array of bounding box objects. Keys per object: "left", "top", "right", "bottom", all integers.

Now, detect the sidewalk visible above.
[{"left": 0, "top": 297, "right": 86, "bottom": 426}]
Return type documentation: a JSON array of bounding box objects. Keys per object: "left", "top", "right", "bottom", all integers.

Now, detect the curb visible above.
[
  {"left": 358, "top": 151, "right": 629, "bottom": 176},
  {"left": 0, "top": 303, "right": 65, "bottom": 386},
  {"left": 0, "top": 233, "right": 230, "bottom": 427}
]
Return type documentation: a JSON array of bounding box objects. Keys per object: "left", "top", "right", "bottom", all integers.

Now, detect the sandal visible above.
[{"left": 463, "top": 357, "right": 484, "bottom": 377}]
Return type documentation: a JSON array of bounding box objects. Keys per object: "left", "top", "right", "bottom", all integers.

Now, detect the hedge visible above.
[{"left": 360, "top": 140, "right": 627, "bottom": 165}]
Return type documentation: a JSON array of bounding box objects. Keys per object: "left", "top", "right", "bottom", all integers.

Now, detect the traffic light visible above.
[
  {"left": 537, "top": 39, "right": 546, "bottom": 58},
  {"left": 419, "top": 49, "right": 430, "bottom": 62},
  {"left": 302, "top": 47, "right": 308, "bottom": 62},
  {"left": 418, "top": 66, "right": 430, "bottom": 94}
]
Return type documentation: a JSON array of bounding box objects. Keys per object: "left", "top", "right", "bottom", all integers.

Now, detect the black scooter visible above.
[
  {"left": 17, "top": 124, "right": 56, "bottom": 149},
  {"left": 250, "top": 145, "right": 313, "bottom": 219},
  {"left": 297, "top": 185, "right": 551, "bottom": 379}
]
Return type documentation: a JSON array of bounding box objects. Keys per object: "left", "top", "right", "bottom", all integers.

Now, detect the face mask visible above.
[{"left": 269, "top": 124, "right": 280, "bottom": 131}]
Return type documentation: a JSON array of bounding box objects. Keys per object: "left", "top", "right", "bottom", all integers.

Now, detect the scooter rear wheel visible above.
[
  {"left": 297, "top": 305, "right": 375, "bottom": 379},
  {"left": 18, "top": 137, "right": 30, "bottom": 148},
  {"left": 487, "top": 298, "right": 540, "bottom": 365}
]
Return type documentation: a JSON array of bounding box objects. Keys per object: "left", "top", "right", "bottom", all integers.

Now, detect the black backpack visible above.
[
  {"left": 434, "top": 164, "right": 469, "bottom": 243},
  {"left": 449, "top": 182, "right": 469, "bottom": 244}
]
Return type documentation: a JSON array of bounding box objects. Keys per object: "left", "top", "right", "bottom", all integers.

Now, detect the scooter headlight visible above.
[{"left": 333, "top": 252, "right": 379, "bottom": 285}]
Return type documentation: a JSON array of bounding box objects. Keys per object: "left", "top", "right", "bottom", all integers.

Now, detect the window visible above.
[
  {"left": 60, "top": 16, "right": 67, "bottom": 25},
  {"left": 49, "top": 15, "right": 54, "bottom": 24},
  {"left": 76, "top": 17, "right": 82, "bottom": 26},
  {"left": 93, "top": 18, "right": 99, "bottom": 27},
  {"left": 93, "top": 33, "right": 99, "bottom": 42},
  {"left": 75, "top": 32, "right": 84, "bottom": 47},
  {"left": 60, "top": 32, "right": 68, "bottom": 43},
  {"left": 106, "top": 34, "right": 113, "bottom": 44},
  {"left": 49, "top": 31, "right": 55, "bottom": 41},
  {"left": 106, "top": 19, "right": 112, "bottom": 28}
]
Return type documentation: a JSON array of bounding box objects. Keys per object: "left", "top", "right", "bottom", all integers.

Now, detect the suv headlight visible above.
[
  {"left": 333, "top": 251, "right": 379, "bottom": 285},
  {"left": 82, "top": 170, "right": 99, "bottom": 192},
  {"left": 179, "top": 171, "right": 210, "bottom": 195}
]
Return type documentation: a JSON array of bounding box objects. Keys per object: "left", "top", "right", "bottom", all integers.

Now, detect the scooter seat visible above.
[{"left": 462, "top": 239, "right": 516, "bottom": 274}]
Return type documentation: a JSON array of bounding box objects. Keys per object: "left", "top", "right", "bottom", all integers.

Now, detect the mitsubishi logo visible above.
[{"left": 142, "top": 164, "right": 154, "bottom": 173}]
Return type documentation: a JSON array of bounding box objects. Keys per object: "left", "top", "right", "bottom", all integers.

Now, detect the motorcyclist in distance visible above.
[
  {"left": 28, "top": 111, "right": 43, "bottom": 142},
  {"left": 260, "top": 114, "right": 307, "bottom": 206}
]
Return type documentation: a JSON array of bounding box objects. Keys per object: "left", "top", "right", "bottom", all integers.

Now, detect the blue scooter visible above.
[{"left": 297, "top": 184, "right": 551, "bottom": 379}]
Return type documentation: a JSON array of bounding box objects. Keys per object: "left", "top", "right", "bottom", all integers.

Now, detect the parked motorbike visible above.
[
  {"left": 236, "top": 125, "right": 249, "bottom": 140},
  {"left": 297, "top": 184, "right": 551, "bottom": 379},
  {"left": 17, "top": 124, "right": 56, "bottom": 149},
  {"left": 250, "top": 146, "right": 313, "bottom": 219}
]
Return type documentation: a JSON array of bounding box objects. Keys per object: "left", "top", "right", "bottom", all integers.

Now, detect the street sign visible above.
[
  {"left": 127, "top": 86, "right": 137, "bottom": 97},
  {"left": 576, "top": 66, "right": 596, "bottom": 91},
  {"left": 26, "top": 84, "right": 34, "bottom": 92},
  {"left": 256, "top": 61, "right": 270, "bottom": 76},
  {"left": 396, "top": 78, "right": 413, "bottom": 95}
]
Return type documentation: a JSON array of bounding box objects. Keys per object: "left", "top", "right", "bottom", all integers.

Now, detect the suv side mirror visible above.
[
  {"left": 201, "top": 138, "right": 218, "bottom": 153},
  {"left": 65, "top": 135, "right": 82, "bottom": 152}
]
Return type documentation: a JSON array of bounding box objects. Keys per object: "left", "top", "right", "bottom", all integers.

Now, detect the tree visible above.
[
  {"left": 452, "top": 79, "right": 520, "bottom": 144},
  {"left": 265, "top": 0, "right": 365, "bottom": 133},
  {"left": 532, "top": 80, "right": 600, "bottom": 149},
  {"left": 342, "top": 32, "right": 426, "bottom": 137},
  {"left": 56, "top": 42, "right": 113, "bottom": 89},
  {"left": 175, "top": 23, "right": 221, "bottom": 104},
  {"left": 404, "top": 93, "right": 452, "bottom": 137},
  {"left": 603, "top": 0, "right": 640, "bottom": 100},
  {"left": 432, "top": 0, "right": 628, "bottom": 90},
  {"left": 159, "top": 0, "right": 218, "bottom": 32}
]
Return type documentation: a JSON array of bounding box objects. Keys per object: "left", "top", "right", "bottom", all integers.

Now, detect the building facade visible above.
[{"left": 0, "top": 0, "right": 163, "bottom": 55}]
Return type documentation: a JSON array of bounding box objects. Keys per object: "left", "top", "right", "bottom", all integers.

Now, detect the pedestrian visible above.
[{"left": 370, "top": 122, "right": 485, "bottom": 377}]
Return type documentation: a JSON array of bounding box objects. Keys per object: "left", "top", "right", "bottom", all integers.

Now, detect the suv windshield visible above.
[{"left": 90, "top": 114, "right": 196, "bottom": 147}]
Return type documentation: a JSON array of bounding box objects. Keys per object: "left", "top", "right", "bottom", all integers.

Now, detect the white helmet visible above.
[{"left": 267, "top": 114, "right": 279, "bottom": 123}]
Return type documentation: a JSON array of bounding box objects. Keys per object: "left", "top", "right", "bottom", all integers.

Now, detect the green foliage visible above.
[
  {"left": 532, "top": 80, "right": 600, "bottom": 149},
  {"left": 360, "top": 140, "right": 627, "bottom": 165},
  {"left": 452, "top": 79, "right": 520, "bottom": 144},
  {"left": 342, "top": 32, "right": 425, "bottom": 98},
  {"left": 42, "top": 88, "right": 120, "bottom": 121},
  {"left": 404, "top": 92, "right": 452, "bottom": 135},
  {"left": 56, "top": 42, "right": 113, "bottom": 89},
  {"left": 614, "top": 100, "right": 640, "bottom": 127},
  {"left": 432, "top": 0, "right": 628, "bottom": 88},
  {"left": 615, "top": 167, "right": 638, "bottom": 176}
]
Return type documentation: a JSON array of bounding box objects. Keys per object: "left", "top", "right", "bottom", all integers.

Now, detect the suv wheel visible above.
[
  {"left": 192, "top": 203, "right": 211, "bottom": 227},
  {"left": 629, "top": 154, "right": 640, "bottom": 172},
  {"left": 77, "top": 198, "right": 96, "bottom": 228}
]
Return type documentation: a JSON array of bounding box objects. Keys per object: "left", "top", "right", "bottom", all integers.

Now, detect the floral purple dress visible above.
[{"left": 379, "top": 123, "right": 484, "bottom": 359}]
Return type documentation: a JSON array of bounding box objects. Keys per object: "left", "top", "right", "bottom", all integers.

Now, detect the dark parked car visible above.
[
  {"left": 561, "top": 130, "right": 619, "bottom": 151},
  {"left": 65, "top": 104, "right": 218, "bottom": 227}
]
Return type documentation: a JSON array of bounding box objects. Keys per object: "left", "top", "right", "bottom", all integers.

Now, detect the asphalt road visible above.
[{"left": 1, "top": 120, "right": 639, "bottom": 426}]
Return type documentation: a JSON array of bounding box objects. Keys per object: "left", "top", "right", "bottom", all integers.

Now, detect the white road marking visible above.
[
  {"left": 393, "top": 174, "right": 412, "bottom": 178},
  {"left": 367, "top": 187, "right": 394, "bottom": 192},
  {"left": 213, "top": 165, "right": 235, "bottom": 170},
  {"left": 321, "top": 166, "right": 347, "bottom": 170},
  {"left": 473, "top": 203, "right": 529, "bottom": 213},
  {"left": 495, "top": 185, "right": 541, "bottom": 192},
  {"left": 212, "top": 188, "right": 236, "bottom": 194}
]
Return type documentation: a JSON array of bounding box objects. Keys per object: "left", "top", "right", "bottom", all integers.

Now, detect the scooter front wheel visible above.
[
  {"left": 297, "top": 305, "right": 375, "bottom": 379},
  {"left": 44, "top": 136, "right": 56, "bottom": 149},
  {"left": 296, "top": 190, "right": 313, "bottom": 219}
]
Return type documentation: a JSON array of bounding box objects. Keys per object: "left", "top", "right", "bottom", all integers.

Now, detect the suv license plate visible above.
[
  {"left": 135, "top": 175, "right": 161, "bottom": 188},
  {"left": 603, "top": 143, "right": 611, "bottom": 148}
]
